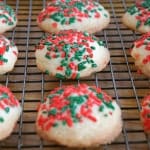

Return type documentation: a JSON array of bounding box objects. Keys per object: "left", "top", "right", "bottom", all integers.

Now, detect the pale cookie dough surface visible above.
[
  {"left": 140, "top": 94, "right": 150, "bottom": 134},
  {"left": 0, "top": 85, "right": 21, "bottom": 141},
  {"left": 122, "top": 0, "right": 150, "bottom": 33},
  {"left": 0, "top": 35, "right": 18, "bottom": 74},
  {"left": 35, "top": 30, "right": 110, "bottom": 79},
  {"left": 130, "top": 32, "right": 150, "bottom": 77},
  {"left": 0, "top": 2, "right": 17, "bottom": 34},
  {"left": 37, "top": 0, "right": 110, "bottom": 34},
  {"left": 36, "top": 84, "right": 122, "bottom": 147}
]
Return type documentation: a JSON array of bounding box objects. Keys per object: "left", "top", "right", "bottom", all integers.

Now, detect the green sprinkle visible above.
[
  {"left": 65, "top": 68, "right": 72, "bottom": 77},
  {"left": 78, "top": 61, "right": 86, "bottom": 71},
  {"left": 56, "top": 89, "right": 64, "bottom": 94},
  {"left": 63, "top": 44, "right": 71, "bottom": 53},
  {"left": 127, "top": 5, "right": 138, "bottom": 15},
  {"left": 103, "top": 101, "right": 115, "bottom": 110},
  {"left": 136, "top": 20, "right": 141, "bottom": 29},
  {"left": 6, "top": 46, "right": 9, "bottom": 52},
  {"left": 83, "top": 32, "right": 89, "bottom": 36},
  {"left": 53, "top": 122, "right": 58, "bottom": 127},
  {"left": 45, "top": 70, "right": 50, "bottom": 75},
  {"left": 44, "top": 42, "right": 52, "bottom": 46},
  {"left": 73, "top": 118, "right": 79, "bottom": 123},
  {"left": 61, "top": 106, "right": 68, "bottom": 112},
  {"left": 104, "top": 114, "right": 108, "bottom": 117},
  {"left": 104, "top": 14, "right": 108, "bottom": 18},
  {"left": 8, "top": 22, "right": 14, "bottom": 25},
  {"left": 74, "top": 2, "right": 84, "bottom": 11},
  {"left": 144, "top": 18, "right": 150, "bottom": 26},
  {"left": 0, "top": 117, "right": 4, "bottom": 123},
  {"left": 142, "top": 0, "right": 150, "bottom": 8},
  {"left": 0, "top": 93, "right": 8, "bottom": 100},
  {"left": 99, "top": 105, "right": 104, "bottom": 112},
  {"left": 69, "top": 17, "right": 76, "bottom": 24},
  {"left": 62, "top": 120, "right": 67, "bottom": 125},
  {"left": 5, "top": 107, "right": 10, "bottom": 113},
  {"left": 90, "top": 46, "right": 96, "bottom": 50},
  {"left": 92, "top": 63, "right": 97, "bottom": 68},
  {"left": 0, "top": 56, "right": 8, "bottom": 63},
  {"left": 61, "top": 59, "right": 67, "bottom": 66},
  {"left": 50, "top": 12, "right": 64, "bottom": 22},
  {"left": 48, "top": 109, "right": 57, "bottom": 116},
  {"left": 61, "top": 18, "right": 66, "bottom": 25},
  {"left": 97, "top": 41, "right": 105, "bottom": 46},
  {"left": 98, "top": 8, "right": 103, "bottom": 11},
  {"left": 45, "top": 54, "right": 51, "bottom": 60},
  {"left": 68, "top": 95, "right": 85, "bottom": 104},
  {"left": 55, "top": 73, "right": 66, "bottom": 79},
  {"left": 97, "top": 93, "right": 103, "bottom": 99}
]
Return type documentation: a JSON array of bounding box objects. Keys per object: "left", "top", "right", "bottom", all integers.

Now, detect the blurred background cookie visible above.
[
  {"left": 130, "top": 32, "right": 150, "bottom": 77},
  {"left": 140, "top": 94, "right": 150, "bottom": 134},
  {"left": 0, "top": 2, "right": 17, "bottom": 34},
  {"left": 122, "top": 0, "right": 150, "bottom": 33},
  {"left": 0, "top": 85, "right": 21, "bottom": 141},
  {"left": 0, "top": 35, "right": 18, "bottom": 74}
]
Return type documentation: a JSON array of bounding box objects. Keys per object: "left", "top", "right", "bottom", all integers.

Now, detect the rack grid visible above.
[{"left": 0, "top": 0, "right": 150, "bottom": 150}]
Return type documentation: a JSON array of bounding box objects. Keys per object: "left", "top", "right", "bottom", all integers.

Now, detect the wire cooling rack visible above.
[{"left": 0, "top": 0, "right": 150, "bottom": 150}]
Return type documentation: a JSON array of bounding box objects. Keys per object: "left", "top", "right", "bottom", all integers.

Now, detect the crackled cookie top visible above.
[
  {"left": 35, "top": 30, "right": 110, "bottom": 79},
  {"left": 127, "top": 0, "right": 150, "bottom": 29},
  {"left": 0, "top": 2, "right": 17, "bottom": 33},
  {"left": 140, "top": 94, "right": 150, "bottom": 133},
  {"left": 0, "top": 35, "right": 18, "bottom": 74},
  {"left": 37, "top": 84, "right": 117, "bottom": 130}
]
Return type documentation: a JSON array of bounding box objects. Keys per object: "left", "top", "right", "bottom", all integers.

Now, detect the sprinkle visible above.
[
  {"left": 38, "top": 0, "right": 107, "bottom": 25},
  {"left": 35, "top": 30, "right": 105, "bottom": 79},
  {"left": 0, "top": 85, "right": 20, "bottom": 123},
  {"left": 37, "top": 84, "right": 116, "bottom": 130}
]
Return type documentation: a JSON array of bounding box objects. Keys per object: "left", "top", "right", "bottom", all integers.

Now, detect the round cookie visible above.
[
  {"left": 35, "top": 30, "right": 110, "bottom": 79},
  {"left": 36, "top": 84, "right": 122, "bottom": 147},
  {"left": 122, "top": 0, "right": 150, "bottom": 33},
  {"left": 130, "top": 32, "right": 150, "bottom": 77},
  {"left": 140, "top": 94, "right": 150, "bottom": 133},
  {"left": 0, "top": 2, "right": 17, "bottom": 34},
  {"left": 0, "top": 35, "right": 18, "bottom": 74},
  {"left": 0, "top": 85, "right": 21, "bottom": 141},
  {"left": 37, "top": 0, "right": 110, "bottom": 33}
]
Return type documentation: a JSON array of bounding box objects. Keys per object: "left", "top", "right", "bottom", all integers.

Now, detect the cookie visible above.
[
  {"left": 140, "top": 94, "right": 150, "bottom": 134},
  {"left": 37, "top": 0, "right": 110, "bottom": 33},
  {"left": 122, "top": 0, "right": 150, "bottom": 33},
  {"left": 36, "top": 84, "right": 122, "bottom": 147},
  {"left": 130, "top": 32, "right": 150, "bottom": 77},
  {"left": 35, "top": 30, "right": 110, "bottom": 79},
  {"left": 0, "top": 35, "right": 18, "bottom": 74},
  {"left": 0, "top": 2, "right": 17, "bottom": 34},
  {"left": 0, "top": 85, "right": 21, "bottom": 141}
]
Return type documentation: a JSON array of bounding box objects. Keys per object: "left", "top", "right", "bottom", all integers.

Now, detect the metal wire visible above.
[{"left": 0, "top": 0, "right": 150, "bottom": 150}]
